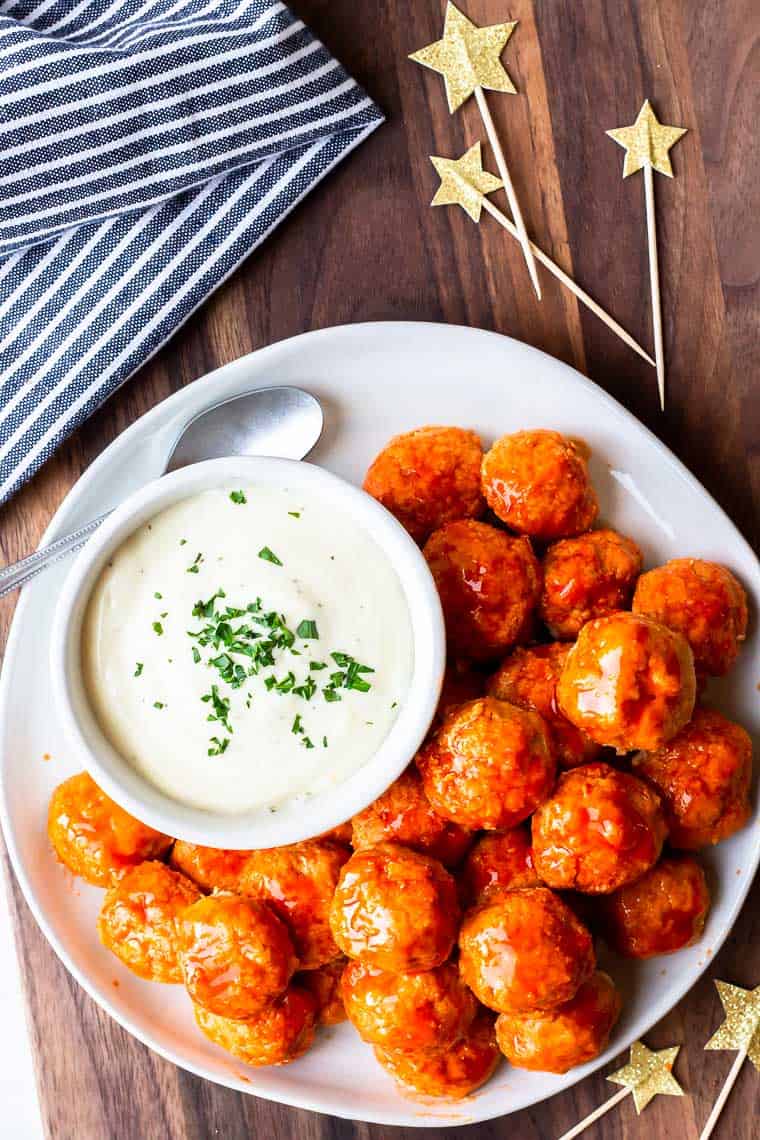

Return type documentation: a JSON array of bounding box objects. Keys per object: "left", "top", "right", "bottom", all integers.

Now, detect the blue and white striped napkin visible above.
[{"left": 0, "top": 0, "right": 383, "bottom": 505}]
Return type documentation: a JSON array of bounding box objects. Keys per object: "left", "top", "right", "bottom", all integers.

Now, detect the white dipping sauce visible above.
[{"left": 82, "top": 486, "right": 413, "bottom": 814}]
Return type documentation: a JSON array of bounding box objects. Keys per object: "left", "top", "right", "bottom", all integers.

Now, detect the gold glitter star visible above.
[
  {"left": 607, "top": 1041, "right": 684, "bottom": 1113},
  {"left": 607, "top": 99, "right": 687, "bottom": 178},
  {"left": 410, "top": 2, "right": 517, "bottom": 113},
  {"left": 430, "top": 142, "right": 503, "bottom": 222},
  {"left": 705, "top": 981, "right": 760, "bottom": 1069}
]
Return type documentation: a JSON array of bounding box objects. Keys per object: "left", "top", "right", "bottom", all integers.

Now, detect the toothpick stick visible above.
[
  {"left": 643, "top": 163, "right": 665, "bottom": 409},
  {"left": 556, "top": 1085, "right": 630, "bottom": 1140},
  {"left": 474, "top": 85, "right": 542, "bottom": 300},
  {"left": 699, "top": 1045, "right": 748, "bottom": 1140},
  {"left": 607, "top": 100, "right": 687, "bottom": 409},
  {"left": 480, "top": 196, "right": 654, "bottom": 366}
]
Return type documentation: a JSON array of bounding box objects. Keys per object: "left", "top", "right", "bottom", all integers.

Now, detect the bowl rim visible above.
[{"left": 49, "top": 455, "right": 446, "bottom": 848}]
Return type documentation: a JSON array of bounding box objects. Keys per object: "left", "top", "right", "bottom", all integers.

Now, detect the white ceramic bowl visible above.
[{"left": 50, "top": 456, "right": 445, "bottom": 848}]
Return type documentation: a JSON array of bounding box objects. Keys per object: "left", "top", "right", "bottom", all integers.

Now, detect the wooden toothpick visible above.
[
  {"left": 556, "top": 1041, "right": 684, "bottom": 1140},
  {"left": 410, "top": 3, "right": 541, "bottom": 299},
  {"left": 430, "top": 144, "right": 655, "bottom": 367},
  {"left": 607, "top": 100, "right": 687, "bottom": 409}
]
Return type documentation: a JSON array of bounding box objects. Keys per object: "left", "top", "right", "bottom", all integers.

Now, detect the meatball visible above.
[
  {"left": 459, "top": 888, "right": 595, "bottom": 1014},
  {"left": 557, "top": 612, "right": 696, "bottom": 752},
  {"left": 374, "top": 1009, "right": 500, "bottom": 1099},
  {"left": 599, "top": 856, "right": 710, "bottom": 958},
  {"left": 351, "top": 767, "right": 472, "bottom": 867},
  {"left": 194, "top": 985, "right": 317, "bottom": 1066},
  {"left": 540, "top": 529, "right": 642, "bottom": 639},
  {"left": 47, "top": 772, "right": 171, "bottom": 887},
  {"left": 481, "top": 430, "right": 598, "bottom": 540},
  {"left": 342, "top": 959, "right": 477, "bottom": 1052},
  {"left": 632, "top": 708, "right": 752, "bottom": 849},
  {"left": 495, "top": 971, "right": 621, "bottom": 1074},
  {"left": 239, "top": 839, "right": 349, "bottom": 969},
  {"left": 633, "top": 559, "right": 748, "bottom": 677},
  {"left": 318, "top": 822, "right": 353, "bottom": 845},
  {"left": 423, "top": 520, "right": 541, "bottom": 659},
  {"left": 329, "top": 843, "right": 459, "bottom": 973},
  {"left": 460, "top": 828, "right": 540, "bottom": 906},
  {"left": 298, "top": 957, "right": 348, "bottom": 1026},
  {"left": 97, "top": 861, "right": 200, "bottom": 982},
  {"left": 531, "top": 763, "right": 667, "bottom": 893},
  {"left": 363, "top": 426, "right": 485, "bottom": 543},
  {"left": 435, "top": 660, "right": 485, "bottom": 724},
  {"left": 417, "top": 698, "right": 556, "bottom": 831},
  {"left": 180, "top": 894, "right": 297, "bottom": 1019},
  {"left": 170, "top": 842, "right": 250, "bottom": 893},
  {"left": 488, "top": 644, "right": 601, "bottom": 769}
]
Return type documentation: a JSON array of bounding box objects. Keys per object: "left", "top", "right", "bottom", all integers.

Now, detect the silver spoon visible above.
[{"left": 0, "top": 386, "right": 323, "bottom": 599}]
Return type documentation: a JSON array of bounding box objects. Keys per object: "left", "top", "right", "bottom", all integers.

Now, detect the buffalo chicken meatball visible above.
[
  {"left": 239, "top": 839, "right": 349, "bottom": 969},
  {"left": 540, "top": 529, "right": 642, "bottom": 639},
  {"left": 180, "top": 894, "right": 297, "bottom": 1019},
  {"left": 633, "top": 708, "right": 752, "bottom": 849},
  {"left": 194, "top": 985, "right": 317, "bottom": 1066},
  {"left": 48, "top": 772, "right": 171, "bottom": 887},
  {"left": 342, "top": 959, "right": 477, "bottom": 1052},
  {"left": 423, "top": 520, "right": 541, "bottom": 659},
  {"left": 363, "top": 426, "right": 485, "bottom": 543},
  {"left": 374, "top": 1009, "right": 500, "bottom": 1099},
  {"left": 170, "top": 842, "right": 250, "bottom": 893},
  {"left": 417, "top": 698, "right": 556, "bottom": 832},
  {"left": 481, "top": 430, "right": 598, "bottom": 540},
  {"left": 460, "top": 828, "right": 540, "bottom": 907},
  {"left": 633, "top": 559, "right": 748, "bottom": 677},
  {"left": 351, "top": 767, "right": 472, "bottom": 867},
  {"left": 495, "top": 971, "right": 621, "bottom": 1074},
  {"left": 97, "top": 861, "right": 201, "bottom": 982},
  {"left": 435, "top": 660, "right": 485, "bottom": 724},
  {"left": 329, "top": 843, "right": 459, "bottom": 973},
  {"left": 557, "top": 612, "right": 696, "bottom": 752},
  {"left": 599, "top": 856, "right": 710, "bottom": 958},
  {"left": 459, "top": 888, "right": 595, "bottom": 1014},
  {"left": 531, "top": 763, "right": 667, "bottom": 893},
  {"left": 488, "top": 644, "right": 601, "bottom": 769},
  {"left": 299, "top": 957, "right": 348, "bottom": 1026}
]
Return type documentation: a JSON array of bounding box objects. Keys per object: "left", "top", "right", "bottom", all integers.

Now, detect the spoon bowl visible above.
[{"left": 0, "top": 385, "right": 323, "bottom": 598}]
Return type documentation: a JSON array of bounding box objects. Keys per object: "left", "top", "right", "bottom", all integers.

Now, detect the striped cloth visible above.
[{"left": 0, "top": 0, "right": 383, "bottom": 505}]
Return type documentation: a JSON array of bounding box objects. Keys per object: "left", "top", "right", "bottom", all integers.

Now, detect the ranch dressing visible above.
[{"left": 82, "top": 486, "right": 413, "bottom": 814}]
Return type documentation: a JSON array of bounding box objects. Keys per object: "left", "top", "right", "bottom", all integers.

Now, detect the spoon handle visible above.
[{"left": 0, "top": 511, "right": 111, "bottom": 599}]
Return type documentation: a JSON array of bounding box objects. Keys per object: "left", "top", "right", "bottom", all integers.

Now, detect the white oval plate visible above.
[{"left": 1, "top": 322, "right": 758, "bottom": 1128}]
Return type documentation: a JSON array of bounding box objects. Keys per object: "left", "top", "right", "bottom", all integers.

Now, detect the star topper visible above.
[
  {"left": 410, "top": 3, "right": 517, "bottom": 113},
  {"left": 705, "top": 981, "right": 760, "bottom": 1068},
  {"left": 607, "top": 1040, "right": 684, "bottom": 1113},
  {"left": 430, "top": 142, "right": 503, "bottom": 221},
  {"left": 607, "top": 99, "right": 687, "bottom": 178}
]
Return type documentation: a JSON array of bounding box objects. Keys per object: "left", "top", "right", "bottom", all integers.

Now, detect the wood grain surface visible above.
[{"left": 1, "top": 1, "right": 758, "bottom": 1138}]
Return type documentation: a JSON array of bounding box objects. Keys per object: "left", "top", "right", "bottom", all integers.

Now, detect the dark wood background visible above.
[{"left": 1, "top": 1, "right": 758, "bottom": 1137}]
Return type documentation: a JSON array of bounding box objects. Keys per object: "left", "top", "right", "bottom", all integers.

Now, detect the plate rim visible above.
[{"left": 1, "top": 320, "right": 758, "bottom": 1127}]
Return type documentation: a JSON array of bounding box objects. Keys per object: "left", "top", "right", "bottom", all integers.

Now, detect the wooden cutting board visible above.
[{"left": 1, "top": 1, "right": 758, "bottom": 1137}]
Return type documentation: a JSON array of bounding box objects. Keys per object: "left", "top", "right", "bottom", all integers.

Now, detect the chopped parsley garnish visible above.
[
  {"left": 208, "top": 736, "right": 230, "bottom": 756},
  {"left": 322, "top": 736, "right": 328, "bottom": 748},
  {"left": 187, "top": 552, "right": 204, "bottom": 574},
  {"left": 153, "top": 701, "right": 165, "bottom": 710},
  {"left": 191, "top": 646, "right": 201, "bottom": 664},
  {"left": 292, "top": 714, "right": 304, "bottom": 735},
  {"left": 288, "top": 511, "right": 301, "bottom": 518},
  {"left": 229, "top": 490, "right": 247, "bottom": 505},
  {"left": 152, "top": 621, "right": 163, "bottom": 636},
  {"left": 180, "top": 538, "right": 188, "bottom": 545},
  {"left": 302, "top": 736, "right": 315, "bottom": 749},
  {"left": 258, "top": 546, "right": 282, "bottom": 566},
  {"left": 310, "top": 660, "right": 327, "bottom": 671},
  {"left": 134, "top": 662, "right": 143, "bottom": 677},
  {"left": 154, "top": 592, "right": 162, "bottom": 600},
  {"left": 296, "top": 619, "right": 319, "bottom": 640},
  {"left": 202, "top": 684, "right": 232, "bottom": 733}
]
